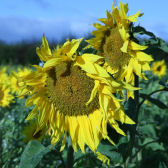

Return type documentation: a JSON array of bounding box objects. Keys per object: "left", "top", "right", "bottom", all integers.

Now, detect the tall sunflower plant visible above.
[{"left": 17, "top": 1, "right": 168, "bottom": 168}]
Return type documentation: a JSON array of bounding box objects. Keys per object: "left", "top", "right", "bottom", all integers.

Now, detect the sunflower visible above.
[
  {"left": 20, "top": 35, "right": 135, "bottom": 163},
  {"left": 0, "top": 67, "right": 10, "bottom": 86},
  {"left": 22, "top": 120, "right": 46, "bottom": 143},
  {"left": 151, "top": 60, "right": 167, "bottom": 78},
  {"left": 0, "top": 84, "right": 14, "bottom": 107},
  {"left": 10, "top": 67, "right": 32, "bottom": 97},
  {"left": 0, "top": 68, "right": 14, "bottom": 107},
  {"left": 87, "top": 1, "right": 153, "bottom": 98}
]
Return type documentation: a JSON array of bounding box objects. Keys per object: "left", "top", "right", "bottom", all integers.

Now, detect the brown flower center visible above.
[
  {"left": 46, "top": 62, "right": 99, "bottom": 116},
  {"left": 33, "top": 130, "right": 43, "bottom": 139},
  {"left": 157, "top": 66, "right": 161, "bottom": 71},
  {"left": 102, "top": 27, "right": 131, "bottom": 70}
]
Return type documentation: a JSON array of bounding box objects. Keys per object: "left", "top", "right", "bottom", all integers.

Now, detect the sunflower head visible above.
[
  {"left": 0, "top": 67, "right": 10, "bottom": 86},
  {"left": 151, "top": 60, "right": 167, "bottom": 78},
  {"left": 22, "top": 120, "right": 46, "bottom": 143},
  {"left": 41, "top": 37, "right": 100, "bottom": 116},
  {"left": 20, "top": 35, "right": 135, "bottom": 161},
  {"left": 0, "top": 84, "right": 14, "bottom": 107},
  {"left": 102, "top": 27, "right": 131, "bottom": 70},
  {"left": 10, "top": 67, "right": 32, "bottom": 97},
  {"left": 0, "top": 68, "right": 14, "bottom": 107},
  {"left": 87, "top": 1, "right": 153, "bottom": 85}
]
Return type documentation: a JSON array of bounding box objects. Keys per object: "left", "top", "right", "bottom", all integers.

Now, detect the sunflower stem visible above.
[
  {"left": 134, "top": 75, "right": 139, "bottom": 123},
  {"left": 137, "top": 88, "right": 168, "bottom": 112},
  {"left": 125, "top": 75, "right": 139, "bottom": 166},
  {"left": 66, "top": 138, "right": 74, "bottom": 168}
]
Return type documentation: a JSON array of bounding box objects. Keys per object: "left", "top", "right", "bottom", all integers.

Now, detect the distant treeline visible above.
[
  {"left": 0, "top": 41, "right": 41, "bottom": 65},
  {"left": 0, "top": 34, "right": 92, "bottom": 65}
]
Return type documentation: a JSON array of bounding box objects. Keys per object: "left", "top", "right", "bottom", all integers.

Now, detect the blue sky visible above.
[{"left": 0, "top": 0, "right": 168, "bottom": 43}]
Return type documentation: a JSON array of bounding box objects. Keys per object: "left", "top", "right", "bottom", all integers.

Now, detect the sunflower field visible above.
[{"left": 0, "top": 2, "right": 168, "bottom": 168}]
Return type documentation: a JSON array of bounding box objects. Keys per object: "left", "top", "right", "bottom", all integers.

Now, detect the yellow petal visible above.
[
  {"left": 97, "top": 18, "right": 107, "bottom": 24},
  {"left": 81, "top": 54, "right": 103, "bottom": 63},
  {"left": 121, "top": 40, "right": 129, "bottom": 53},
  {"left": 132, "top": 59, "right": 142, "bottom": 77},
  {"left": 75, "top": 56, "right": 97, "bottom": 74},
  {"left": 36, "top": 34, "right": 52, "bottom": 61},
  {"left": 94, "top": 64, "right": 110, "bottom": 78},
  {"left": 67, "top": 38, "right": 82, "bottom": 58},
  {"left": 86, "top": 80, "right": 99, "bottom": 105},
  {"left": 128, "top": 11, "right": 142, "bottom": 22},
  {"left": 119, "top": 27, "right": 130, "bottom": 42},
  {"left": 136, "top": 51, "right": 153, "bottom": 62},
  {"left": 106, "top": 11, "right": 113, "bottom": 27},
  {"left": 60, "top": 133, "right": 67, "bottom": 152},
  {"left": 68, "top": 116, "right": 78, "bottom": 152},
  {"left": 89, "top": 110, "right": 102, "bottom": 148},
  {"left": 96, "top": 152, "right": 110, "bottom": 165},
  {"left": 43, "top": 58, "right": 62, "bottom": 70},
  {"left": 77, "top": 126, "right": 85, "bottom": 153},
  {"left": 142, "top": 62, "right": 151, "bottom": 71},
  {"left": 129, "top": 41, "right": 148, "bottom": 50},
  {"left": 26, "top": 105, "right": 38, "bottom": 120},
  {"left": 112, "top": 109, "right": 135, "bottom": 124},
  {"left": 77, "top": 116, "right": 95, "bottom": 152},
  {"left": 125, "top": 61, "right": 133, "bottom": 82},
  {"left": 127, "top": 90, "right": 134, "bottom": 99},
  {"left": 93, "top": 23, "right": 104, "bottom": 29},
  {"left": 119, "top": 1, "right": 127, "bottom": 19},
  {"left": 108, "top": 118, "right": 126, "bottom": 136}
]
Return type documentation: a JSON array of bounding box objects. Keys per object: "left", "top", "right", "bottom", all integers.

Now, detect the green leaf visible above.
[
  {"left": 133, "top": 26, "right": 156, "bottom": 39},
  {"left": 159, "top": 81, "right": 168, "bottom": 89},
  {"left": 74, "top": 150, "right": 83, "bottom": 160},
  {"left": 140, "top": 150, "right": 168, "bottom": 168},
  {"left": 140, "top": 93, "right": 168, "bottom": 109},
  {"left": 117, "top": 142, "right": 129, "bottom": 161},
  {"left": 97, "top": 141, "right": 123, "bottom": 164},
  {"left": 159, "top": 38, "right": 168, "bottom": 53},
  {"left": 141, "top": 125, "right": 156, "bottom": 138},
  {"left": 19, "top": 140, "right": 50, "bottom": 168},
  {"left": 140, "top": 138, "right": 164, "bottom": 151},
  {"left": 147, "top": 142, "right": 165, "bottom": 151},
  {"left": 159, "top": 162, "right": 167, "bottom": 168}
]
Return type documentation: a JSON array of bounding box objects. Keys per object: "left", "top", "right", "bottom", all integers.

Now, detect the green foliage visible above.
[
  {"left": 140, "top": 93, "right": 168, "bottom": 109},
  {"left": 0, "top": 99, "right": 30, "bottom": 168},
  {"left": 133, "top": 25, "right": 168, "bottom": 64},
  {"left": 19, "top": 141, "right": 50, "bottom": 168}
]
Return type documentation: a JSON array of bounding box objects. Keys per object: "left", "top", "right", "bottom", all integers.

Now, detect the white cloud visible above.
[
  {"left": 70, "top": 20, "right": 95, "bottom": 38},
  {"left": 0, "top": 17, "right": 71, "bottom": 43},
  {"left": 1, "top": 16, "right": 167, "bottom": 44},
  {"left": 0, "top": 16, "right": 96, "bottom": 43}
]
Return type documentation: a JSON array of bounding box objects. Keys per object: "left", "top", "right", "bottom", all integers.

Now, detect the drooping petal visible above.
[
  {"left": 129, "top": 41, "right": 148, "bottom": 50},
  {"left": 36, "top": 34, "right": 52, "bottom": 61},
  {"left": 136, "top": 51, "right": 153, "bottom": 62},
  {"left": 43, "top": 58, "right": 62, "bottom": 70}
]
